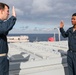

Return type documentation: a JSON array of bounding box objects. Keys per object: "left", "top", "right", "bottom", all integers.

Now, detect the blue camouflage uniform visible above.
[
  {"left": 0, "top": 16, "right": 16, "bottom": 75},
  {"left": 60, "top": 27, "right": 76, "bottom": 75}
]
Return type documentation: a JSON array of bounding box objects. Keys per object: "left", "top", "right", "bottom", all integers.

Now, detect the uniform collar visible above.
[
  {"left": 0, "top": 19, "right": 3, "bottom": 23},
  {"left": 70, "top": 27, "right": 76, "bottom": 33}
]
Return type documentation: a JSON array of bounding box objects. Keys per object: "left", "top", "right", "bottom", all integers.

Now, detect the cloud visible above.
[
  {"left": 16, "top": 8, "right": 24, "bottom": 16},
  {"left": 1, "top": 0, "right": 76, "bottom": 22},
  {"left": 0, "top": 0, "right": 76, "bottom": 33},
  {"left": 31, "top": 0, "right": 52, "bottom": 14}
]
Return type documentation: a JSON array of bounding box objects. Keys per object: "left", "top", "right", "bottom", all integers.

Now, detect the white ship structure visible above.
[
  {"left": 7, "top": 35, "right": 29, "bottom": 43},
  {"left": 7, "top": 35, "right": 69, "bottom": 75}
]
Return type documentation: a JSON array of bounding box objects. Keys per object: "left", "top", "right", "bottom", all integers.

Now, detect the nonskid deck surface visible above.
[{"left": 8, "top": 41, "right": 69, "bottom": 75}]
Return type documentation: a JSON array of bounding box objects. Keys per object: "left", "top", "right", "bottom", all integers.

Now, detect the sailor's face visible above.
[
  {"left": 71, "top": 16, "right": 76, "bottom": 25},
  {"left": 2, "top": 5, "right": 9, "bottom": 20}
]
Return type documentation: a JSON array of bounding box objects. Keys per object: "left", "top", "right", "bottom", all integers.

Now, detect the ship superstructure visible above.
[{"left": 8, "top": 40, "right": 69, "bottom": 75}]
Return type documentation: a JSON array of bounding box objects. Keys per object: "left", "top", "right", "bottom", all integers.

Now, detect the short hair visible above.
[
  {"left": 72, "top": 13, "right": 76, "bottom": 16},
  {"left": 0, "top": 2, "right": 9, "bottom": 10}
]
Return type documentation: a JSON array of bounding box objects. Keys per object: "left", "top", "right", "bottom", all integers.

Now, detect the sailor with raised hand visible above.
[
  {"left": 60, "top": 13, "right": 76, "bottom": 75},
  {"left": 0, "top": 2, "right": 17, "bottom": 75}
]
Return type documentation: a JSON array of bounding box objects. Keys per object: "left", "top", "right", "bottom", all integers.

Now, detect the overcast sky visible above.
[{"left": 1, "top": 0, "right": 76, "bottom": 34}]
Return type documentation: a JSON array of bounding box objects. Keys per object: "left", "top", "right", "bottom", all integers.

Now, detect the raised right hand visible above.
[
  {"left": 12, "top": 6, "right": 16, "bottom": 17},
  {"left": 60, "top": 20, "right": 64, "bottom": 28}
]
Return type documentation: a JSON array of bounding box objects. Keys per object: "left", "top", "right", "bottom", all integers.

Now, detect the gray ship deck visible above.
[{"left": 8, "top": 41, "right": 69, "bottom": 75}]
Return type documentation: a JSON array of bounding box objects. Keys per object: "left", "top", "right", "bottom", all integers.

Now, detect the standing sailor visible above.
[
  {"left": 60, "top": 13, "right": 76, "bottom": 75},
  {"left": 0, "top": 2, "right": 16, "bottom": 75}
]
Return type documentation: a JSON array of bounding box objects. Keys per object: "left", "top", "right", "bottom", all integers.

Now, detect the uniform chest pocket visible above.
[
  {"left": 73, "top": 34, "right": 76, "bottom": 39},
  {"left": 74, "top": 36, "right": 76, "bottom": 39}
]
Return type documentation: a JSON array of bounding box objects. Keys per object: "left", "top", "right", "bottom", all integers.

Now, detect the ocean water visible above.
[{"left": 8, "top": 34, "right": 67, "bottom": 42}]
